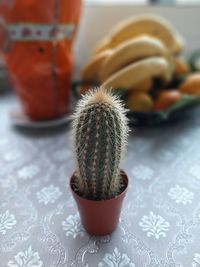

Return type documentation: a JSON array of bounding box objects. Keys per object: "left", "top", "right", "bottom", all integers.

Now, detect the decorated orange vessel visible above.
[{"left": 0, "top": 0, "right": 82, "bottom": 120}]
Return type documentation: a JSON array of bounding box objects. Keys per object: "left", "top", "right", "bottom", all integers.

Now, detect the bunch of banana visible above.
[
  {"left": 80, "top": 14, "right": 186, "bottom": 112},
  {"left": 95, "top": 14, "right": 184, "bottom": 55},
  {"left": 102, "top": 56, "right": 171, "bottom": 89},
  {"left": 80, "top": 50, "right": 113, "bottom": 94},
  {"left": 80, "top": 35, "right": 174, "bottom": 94},
  {"left": 99, "top": 35, "right": 174, "bottom": 82}
]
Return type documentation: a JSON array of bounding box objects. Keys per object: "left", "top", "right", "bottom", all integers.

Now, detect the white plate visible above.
[{"left": 10, "top": 111, "right": 72, "bottom": 128}]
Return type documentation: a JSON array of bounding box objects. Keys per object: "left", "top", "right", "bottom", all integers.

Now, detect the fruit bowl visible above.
[
  {"left": 127, "top": 94, "right": 200, "bottom": 126},
  {"left": 77, "top": 13, "right": 200, "bottom": 126},
  {"left": 71, "top": 81, "right": 200, "bottom": 126}
]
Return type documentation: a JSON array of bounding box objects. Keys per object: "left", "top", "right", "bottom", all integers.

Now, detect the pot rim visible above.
[{"left": 69, "top": 169, "right": 129, "bottom": 203}]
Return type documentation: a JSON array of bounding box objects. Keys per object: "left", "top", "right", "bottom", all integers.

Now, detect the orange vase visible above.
[{"left": 0, "top": 0, "right": 82, "bottom": 120}]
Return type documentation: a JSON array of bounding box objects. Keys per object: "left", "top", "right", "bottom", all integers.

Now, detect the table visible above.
[{"left": 1, "top": 93, "right": 200, "bottom": 267}]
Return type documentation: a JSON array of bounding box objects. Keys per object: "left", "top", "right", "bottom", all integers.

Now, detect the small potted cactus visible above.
[{"left": 70, "top": 87, "right": 129, "bottom": 235}]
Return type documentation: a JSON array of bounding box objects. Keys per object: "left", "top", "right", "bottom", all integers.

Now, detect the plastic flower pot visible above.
[{"left": 70, "top": 170, "right": 128, "bottom": 236}]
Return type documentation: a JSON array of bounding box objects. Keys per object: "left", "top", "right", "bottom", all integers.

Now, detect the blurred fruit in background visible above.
[
  {"left": 127, "top": 92, "right": 154, "bottom": 112},
  {"left": 80, "top": 13, "right": 200, "bottom": 124},
  {"left": 180, "top": 73, "right": 200, "bottom": 97},
  {"left": 174, "top": 58, "right": 190, "bottom": 76},
  {"left": 154, "top": 90, "right": 182, "bottom": 111},
  {"left": 130, "top": 79, "right": 153, "bottom": 93},
  {"left": 94, "top": 14, "right": 184, "bottom": 55}
]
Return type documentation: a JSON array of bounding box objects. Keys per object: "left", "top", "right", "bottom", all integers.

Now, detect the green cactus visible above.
[{"left": 72, "top": 88, "right": 129, "bottom": 200}]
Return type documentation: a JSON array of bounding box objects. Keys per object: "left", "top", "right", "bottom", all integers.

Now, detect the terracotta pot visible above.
[
  {"left": 70, "top": 170, "right": 128, "bottom": 236},
  {"left": 0, "top": 0, "right": 82, "bottom": 121}
]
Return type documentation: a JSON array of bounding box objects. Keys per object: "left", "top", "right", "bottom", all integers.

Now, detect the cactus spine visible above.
[{"left": 72, "top": 88, "right": 129, "bottom": 200}]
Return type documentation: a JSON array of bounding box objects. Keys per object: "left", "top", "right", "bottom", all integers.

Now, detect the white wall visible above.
[{"left": 73, "top": 5, "right": 200, "bottom": 77}]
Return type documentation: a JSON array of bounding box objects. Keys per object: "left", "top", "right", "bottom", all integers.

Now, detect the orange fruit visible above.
[
  {"left": 179, "top": 73, "right": 200, "bottom": 97},
  {"left": 174, "top": 58, "right": 189, "bottom": 75},
  {"left": 154, "top": 90, "right": 182, "bottom": 111}
]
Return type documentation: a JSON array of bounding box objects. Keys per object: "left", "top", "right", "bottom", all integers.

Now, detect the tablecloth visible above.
[{"left": 0, "top": 93, "right": 200, "bottom": 267}]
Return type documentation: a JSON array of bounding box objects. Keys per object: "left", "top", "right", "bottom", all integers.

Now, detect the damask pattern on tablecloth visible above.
[
  {"left": 7, "top": 246, "right": 43, "bottom": 267},
  {"left": 0, "top": 210, "right": 16, "bottom": 235},
  {"left": 1, "top": 95, "right": 200, "bottom": 266}
]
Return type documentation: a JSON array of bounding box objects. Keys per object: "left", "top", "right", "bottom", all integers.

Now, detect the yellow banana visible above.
[
  {"left": 99, "top": 35, "right": 174, "bottom": 82},
  {"left": 81, "top": 49, "right": 113, "bottom": 82},
  {"left": 130, "top": 78, "right": 153, "bottom": 93},
  {"left": 102, "top": 57, "right": 171, "bottom": 91},
  {"left": 95, "top": 14, "right": 184, "bottom": 55},
  {"left": 80, "top": 49, "right": 113, "bottom": 95}
]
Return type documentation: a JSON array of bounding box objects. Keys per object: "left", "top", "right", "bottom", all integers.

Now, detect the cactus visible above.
[{"left": 72, "top": 88, "right": 129, "bottom": 200}]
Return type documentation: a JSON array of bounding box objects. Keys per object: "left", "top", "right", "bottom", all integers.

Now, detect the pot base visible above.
[{"left": 70, "top": 170, "right": 128, "bottom": 236}]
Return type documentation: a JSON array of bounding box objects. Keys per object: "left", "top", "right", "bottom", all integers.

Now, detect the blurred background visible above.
[
  {"left": 1, "top": 0, "right": 200, "bottom": 124},
  {"left": 85, "top": 0, "right": 200, "bottom": 4},
  {"left": 74, "top": 0, "right": 200, "bottom": 77}
]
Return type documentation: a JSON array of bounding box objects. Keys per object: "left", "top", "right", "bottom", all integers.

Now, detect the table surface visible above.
[{"left": 1, "top": 93, "right": 200, "bottom": 267}]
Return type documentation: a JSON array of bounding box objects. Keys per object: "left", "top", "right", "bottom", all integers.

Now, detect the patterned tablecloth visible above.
[{"left": 1, "top": 93, "right": 200, "bottom": 267}]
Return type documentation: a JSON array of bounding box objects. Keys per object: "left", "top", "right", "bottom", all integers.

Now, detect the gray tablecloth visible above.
[{"left": 1, "top": 94, "right": 200, "bottom": 267}]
